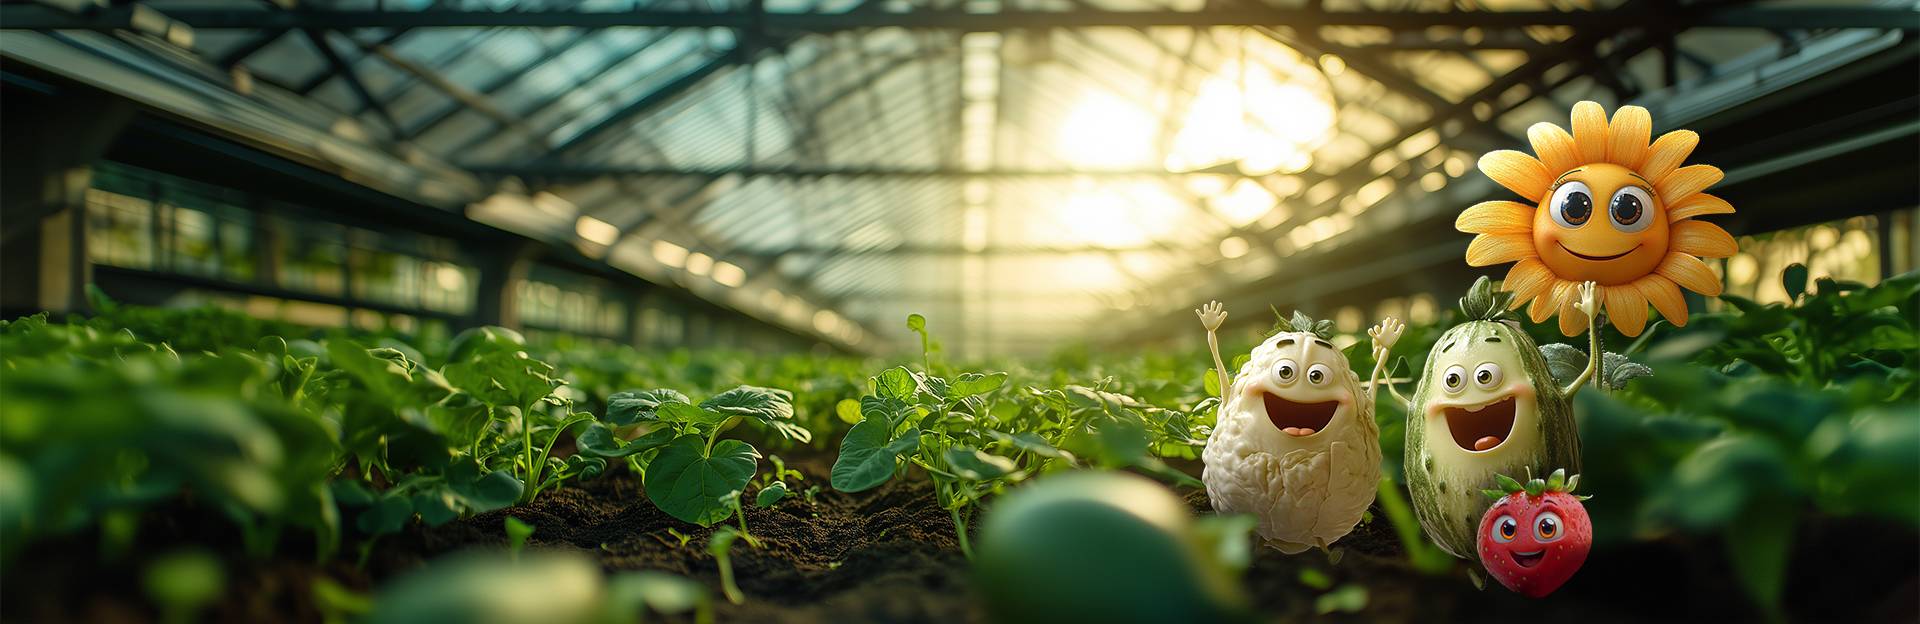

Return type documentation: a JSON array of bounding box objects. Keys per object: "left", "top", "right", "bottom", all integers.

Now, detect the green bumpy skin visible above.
[{"left": 1403, "top": 320, "right": 1582, "bottom": 562}]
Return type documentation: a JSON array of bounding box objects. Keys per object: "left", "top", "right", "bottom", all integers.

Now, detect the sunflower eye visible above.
[
  {"left": 1550, "top": 181, "right": 1593, "bottom": 229},
  {"left": 1442, "top": 365, "right": 1467, "bottom": 394},
  {"left": 1609, "top": 187, "right": 1655, "bottom": 233},
  {"left": 1536, "top": 510, "right": 1564, "bottom": 542},
  {"left": 1493, "top": 514, "right": 1518, "bottom": 543}
]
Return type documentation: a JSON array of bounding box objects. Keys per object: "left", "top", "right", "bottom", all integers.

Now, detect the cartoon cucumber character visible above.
[
  {"left": 1197, "top": 303, "right": 1403, "bottom": 554},
  {"left": 1403, "top": 277, "right": 1598, "bottom": 561}
]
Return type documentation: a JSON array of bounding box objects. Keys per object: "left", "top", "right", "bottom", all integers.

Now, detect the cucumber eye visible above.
[
  {"left": 1493, "top": 514, "right": 1518, "bottom": 543},
  {"left": 1474, "top": 363, "right": 1502, "bottom": 389},
  {"left": 1274, "top": 359, "right": 1299, "bottom": 385},
  {"left": 1535, "top": 511, "right": 1565, "bottom": 542},
  {"left": 1442, "top": 365, "right": 1467, "bottom": 394},
  {"left": 1306, "top": 363, "right": 1331, "bottom": 386}
]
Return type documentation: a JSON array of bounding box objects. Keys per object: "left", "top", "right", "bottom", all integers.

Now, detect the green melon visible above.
[{"left": 1403, "top": 281, "right": 1583, "bottom": 561}]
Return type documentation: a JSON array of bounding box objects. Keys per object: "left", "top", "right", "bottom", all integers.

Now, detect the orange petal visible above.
[
  {"left": 1479, "top": 150, "right": 1553, "bottom": 202},
  {"left": 1608, "top": 105, "right": 1652, "bottom": 169},
  {"left": 1527, "top": 280, "right": 1567, "bottom": 323},
  {"left": 1571, "top": 101, "right": 1610, "bottom": 164},
  {"left": 1635, "top": 275, "right": 1690, "bottom": 327},
  {"left": 1558, "top": 297, "right": 1589, "bottom": 336},
  {"left": 1641, "top": 130, "right": 1699, "bottom": 184},
  {"left": 1602, "top": 284, "right": 1648, "bottom": 336},
  {"left": 1668, "top": 193, "right": 1736, "bottom": 222},
  {"left": 1657, "top": 254, "right": 1723, "bottom": 296},
  {"left": 1466, "top": 234, "right": 1535, "bottom": 267},
  {"left": 1672, "top": 221, "right": 1738, "bottom": 258},
  {"left": 1502, "top": 259, "right": 1556, "bottom": 310},
  {"left": 1657, "top": 164, "right": 1723, "bottom": 205},
  {"left": 1457, "top": 201, "right": 1536, "bottom": 235},
  {"left": 1528, "top": 122, "right": 1582, "bottom": 174}
]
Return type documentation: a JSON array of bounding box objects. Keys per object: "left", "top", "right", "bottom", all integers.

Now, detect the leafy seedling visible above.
[{"left": 708, "top": 527, "right": 747, "bottom": 605}]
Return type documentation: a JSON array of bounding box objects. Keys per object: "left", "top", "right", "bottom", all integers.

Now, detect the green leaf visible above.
[
  {"left": 1297, "top": 567, "right": 1333, "bottom": 590},
  {"left": 701, "top": 386, "right": 795, "bottom": 424},
  {"left": 830, "top": 419, "right": 922, "bottom": 492},
  {"left": 1601, "top": 352, "right": 1654, "bottom": 390},
  {"left": 1202, "top": 368, "right": 1221, "bottom": 398},
  {"left": 992, "top": 431, "right": 1071, "bottom": 461},
  {"left": 577, "top": 422, "right": 674, "bottom": 458},
  {"left": 412, "top": 490, "right": 460, "bottom": 526},
  {"left": 451, "top": 470, "right": 524, "bottom": 514},
  {"left": 1725, "top": 502, "right": 1794, "bottom": 614},
  {"left": 607, "top": 571, "right": 710, "bottom": 619},
  {"left": 443, "top": 355, "right": 561, "bottom": 409},
  {"left": 906, "top": 314, "right": 926, "bottom": 332},
  {"left": 1315, "top": 584, "right": 1369, "bottom": 614},
  {"left": 1782, "top": 263, "right": 1809, "bottom": 301},
  {"left": 655, "top": 401, "right": 724, "bottom": 425},
  {"left": 875, "top": 367, "right": 918, "bottom": 401},
  {"left": 948, "top": 372, "right": 1008, "bottom": 399},
  {"left": 755, "top": 482, "right": 790, "bottom": 507},
  {"left": 644, "top": 436, "right": 760, "bottom": 526},
  {"left": 1538, "top": 343, "right": 1587, "bottom": 388},
  {"left": 356, "top": 493, "right": 412, "bottom": 535},
  {"left": 943, "top": 446, "right": 1015, "bottom": 481},
  {"left": 505, "top": 516, "right": 534, "bottom": 556},
  {"left": 605, "top": 389, "right": 692, "bottom": 426},
  {"left": 835, "top": 399, "right": 863, "bottom": 424}
]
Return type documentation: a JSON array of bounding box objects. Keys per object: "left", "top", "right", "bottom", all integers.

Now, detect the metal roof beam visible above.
[
  {"left": 6, "top": 6, "right": 1912, "bottom": 31},
  {"left": 463, "top": 163, "right": 1247, "bottom": 179}
]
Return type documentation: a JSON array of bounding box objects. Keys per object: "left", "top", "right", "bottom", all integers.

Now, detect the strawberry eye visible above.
[
  {"left": 1492, "top": 514, "right": 1518, "bottom": 543},
  {"left": 1535, "top": 510, "right": 1564, "bottom": 542}
]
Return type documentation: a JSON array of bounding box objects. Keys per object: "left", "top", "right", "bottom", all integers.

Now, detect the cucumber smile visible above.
[{"left": 1442, "top": 396, "right": 1517, "bottom": 452}]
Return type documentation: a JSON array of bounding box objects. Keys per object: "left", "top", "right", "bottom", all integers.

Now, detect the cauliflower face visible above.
[{"left": 1222, "top": 331, "right": 1372, "bottom": 453}]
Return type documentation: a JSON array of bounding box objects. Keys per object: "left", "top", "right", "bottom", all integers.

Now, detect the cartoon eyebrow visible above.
[
  {"left": 1485, "top": 336, "right": 1502, "bottom": 343},
  {"left": 1312, "top": 339, "right": 1334, "bottom": 349},
  {"left": 1627, "top": 172, "right": 1654, "bottom": 187},
  {"left": 1276, "top": 338, "right": 1297, "bottom": 346},
  {"left": 1440, "top": 339, "right": 1456, "bottom": 352},
  {"left": 1550, "top": 167, "right": 1587, "bottom": 188}
]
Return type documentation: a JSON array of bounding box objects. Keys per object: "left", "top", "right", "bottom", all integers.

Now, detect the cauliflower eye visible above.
[
  {"left": 1442, "top": 365, "right": 1467, "bottom": 394},
  {"left": 1493, "top": 514, "right": 1518, "bottom": 543},
  {"left": 1474, "top": 363, "right": 1502, "bottom": 390},
  {"left": 1273, "top": 359, "right": 1299, "bottom": 385},
  {"left": 1535, "top": 511, "right": 1565, "bottom": 542},
  {"left": 1306, "top": 363, "right": 1331, "bottom": 386}
]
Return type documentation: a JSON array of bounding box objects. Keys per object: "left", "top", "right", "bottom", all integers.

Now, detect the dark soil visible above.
[{"left": 5, "top": 453, "right": 1915, "bottom": 624}]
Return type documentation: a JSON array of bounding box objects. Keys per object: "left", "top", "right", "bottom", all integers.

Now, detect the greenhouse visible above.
[{"left": 0, "top": 0, "right": 1915, "bottom": 621}]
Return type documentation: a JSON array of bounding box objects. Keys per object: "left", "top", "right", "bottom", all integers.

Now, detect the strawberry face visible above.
[{"left": 1476, "top": 472, "right": 1592, "bottom": 598}]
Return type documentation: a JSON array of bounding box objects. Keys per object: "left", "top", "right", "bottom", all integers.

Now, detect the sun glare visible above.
[{"left": 1056, "top": 94, "right": 1156, "bottom": 169}]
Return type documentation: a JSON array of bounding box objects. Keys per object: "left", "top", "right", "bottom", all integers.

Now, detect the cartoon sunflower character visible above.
[
  {"left": 1460, "top": 101, "right": 1738, "bottom": 336},
  {"left": 1195, "top": 303, "right": 1402, "bottom": 555}
]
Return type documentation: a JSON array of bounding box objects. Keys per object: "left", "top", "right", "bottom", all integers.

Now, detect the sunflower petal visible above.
[
  {"left": 1466, "top": 234, "right": 1535, "bottom": 266},
  {"left": 1657, "top": 164, "right": 1723, "bottom": 205},
  {"left": 1641, "top": 130, "right": 1699, "bottom": 184},
  {"left": 1657, "top": 253, "right": 1723, "bottom": 296},
  {"left": 1558, "top": 298, "right": 1589, "bottom": 337},
  {"left": 1668, "top": 193, "right": 1736, "bottom": 222},
  {"left": 1672, "top": 221, "right": 1738, "bottom": 258},
  {"left": 1602, "top": 284, "right": 1649, "bottom": 336},
  {"left": 1457, "top": 201, "right": 1536, "bottom": 235},
  {"left": 1608, "top": 105, "right": 1652, "bottom": 169},
  {"left": 1479, "top": 150, "right": 1552, "bottom": 202},
  {"left": 1635, "top": 275, "right": 1690, "bottom": 327},
  {"left": 1528, "top": 122, "right": 1582, "bottom": 174},
  {"left": 1502, "top": 259, "right": 1555, "bottom": 310},
  {"left": 1527, "top": 280, "right": 1565, "bottom": 323},
  {"left": 1571, "top": 101, "right": 1610, "bottom": 165}
]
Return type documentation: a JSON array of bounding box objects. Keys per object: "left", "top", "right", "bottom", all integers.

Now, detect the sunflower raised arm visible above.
[
  {"left": 1562, "top": 281, "right": 1604, "bottom": 398},
  {"left": 1196, "top": 301, "right": 1231, "bottom": 395}
]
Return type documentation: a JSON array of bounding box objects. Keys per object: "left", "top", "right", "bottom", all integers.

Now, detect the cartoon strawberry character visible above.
[{"left": 1476, "top": 469, "right": 1592, "bottom": 598}]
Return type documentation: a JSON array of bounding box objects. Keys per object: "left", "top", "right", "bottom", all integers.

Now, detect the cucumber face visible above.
[{"left": 1403, "top": 320, "right": 1582, "bottom": 560}]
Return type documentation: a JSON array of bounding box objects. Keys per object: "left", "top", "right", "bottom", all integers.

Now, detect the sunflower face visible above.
[
  {"left": 1458, "top": 101, "right": 1739, "bottom": 337},
  {"left": 1533, "top": 163, "right": 1669, "bottom": 286}
]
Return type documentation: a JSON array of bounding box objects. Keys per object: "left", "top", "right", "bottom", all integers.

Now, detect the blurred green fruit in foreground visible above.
[{"left": 972, "top": 471, "right": 1252, "bottom": 624}]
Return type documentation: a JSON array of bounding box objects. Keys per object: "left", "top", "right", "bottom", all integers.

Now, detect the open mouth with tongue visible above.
[
  {"left": 1510, "top": 549, "right": 1544, "bottom": 568},
  {"left": 1443, "top": 396, "right": 1518, "bottom": 452},
  {"left": 1263, "top": 392, "right": 1338, "bottom": 438}
]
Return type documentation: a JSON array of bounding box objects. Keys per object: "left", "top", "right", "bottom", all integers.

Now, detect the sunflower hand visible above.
[{"left": 1575, "top": 281, "right": 1600, "bottom": 319}]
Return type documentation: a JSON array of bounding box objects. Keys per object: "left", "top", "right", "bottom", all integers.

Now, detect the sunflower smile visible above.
[{"left": 1557, "top": 242, "right": 1639, "bottom": 262}]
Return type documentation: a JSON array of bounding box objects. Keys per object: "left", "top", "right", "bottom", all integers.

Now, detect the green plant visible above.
[{"left": 587, "top": 386, "right": 806, "bottom": 527}]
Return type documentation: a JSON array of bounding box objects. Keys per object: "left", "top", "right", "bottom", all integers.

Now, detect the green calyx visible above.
[
  {"left": 1267, "top": 307, "right": 1335, "bottom": 340},
  {"left": 1458, "top": 276, "right": 1514, "bottom": 322},
  {"left": 1481, "top": 468, "right": 1592, "bottom": 502}
]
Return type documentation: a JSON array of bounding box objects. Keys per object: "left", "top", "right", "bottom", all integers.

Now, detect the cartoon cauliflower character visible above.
[
  {"left": 1478, "top": 469, "right": 1593, "bottom": 598},
  {"left": 1195, "top": 303, "right": 1402, "bottom": 554},
  {"left": 1463, "top": 100, "right": 1738, "bottom": 337}
]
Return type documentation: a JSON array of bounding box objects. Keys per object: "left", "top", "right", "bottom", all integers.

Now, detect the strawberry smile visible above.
[
  {"left": 1558, "top": 242, "right": 1638, "bottom": 261},
  {"left": 1442, "top": 396, "right": 1516, "bottom": 452},
  {"left": 1262, "top": 392, "right": 1337, "bottom": 437},
  {"left": 1511, "top": 549, "right": 1544, "bottom": 568}
]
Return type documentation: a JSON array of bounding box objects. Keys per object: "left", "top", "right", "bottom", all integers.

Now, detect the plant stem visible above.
[
  {"left": 951, "top": 506, "right": 974, "bottom": 559},
  {"left": 520, "top": 405, "right": 537, "bottom": 503}
]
